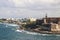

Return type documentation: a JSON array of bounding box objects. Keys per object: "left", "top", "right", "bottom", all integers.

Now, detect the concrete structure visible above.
[
  {"left": 51, "top": 24, "right": 60, "bottom": 32},
  {"left": 44, "top": 17, "right": 60, "bottom": 32},
  {"left": 36, "top": 19, "right": 44, "bottom": 25},
  {"left": 35, "top": 14, "right": 60, "bottom": 32},
  {"left": 29, "top": 18, "right": 36, "bottom": 22},
  {"left": 45, "top": 17, "right": 60, "bottom": 24},
  {"left": 44, "top": 18, "right": 47, "bottom": 24},
  {"left": 42, "top": 14, "right": 60, "bottom": 32},
  {"left": 42, "top": 23, "right": 51, "bottom": 31}
]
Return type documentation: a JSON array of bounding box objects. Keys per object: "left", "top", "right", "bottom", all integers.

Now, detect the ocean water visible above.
[{"left": 0, "top": 23, "right": 60, "bottom": 40}]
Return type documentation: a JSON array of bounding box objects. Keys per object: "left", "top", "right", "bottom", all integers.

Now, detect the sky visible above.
[{"left": 0, "top": 0, "right": 60, "bottom": 18}]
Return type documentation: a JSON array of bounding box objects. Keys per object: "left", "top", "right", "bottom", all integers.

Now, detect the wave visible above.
[
  {"left": 16, "top": 29, "right": 60, "bottom": 36},
  {"left": 6, "top": 24, "right": 19, "bottom": 26},
  {"left": 16, "top": 29, "right": 51, "bottom": 36},
  {"left": 16, "top": 30, "right": 24, "bottom": 32}
]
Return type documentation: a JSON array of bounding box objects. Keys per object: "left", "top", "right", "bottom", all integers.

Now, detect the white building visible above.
[{"left": 29, "top": 18, "right": 36, "bottom": 22}]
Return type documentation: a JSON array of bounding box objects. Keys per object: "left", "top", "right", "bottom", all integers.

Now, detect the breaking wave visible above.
[
  {"left": 16, "top": 29, "right": 55, "bottom": 36},
  {"left": 6, "top": 24, "right": 19, "bottom": 26},
  {"left": 16, "top": 29, "right": 60, "bottom": 36}
]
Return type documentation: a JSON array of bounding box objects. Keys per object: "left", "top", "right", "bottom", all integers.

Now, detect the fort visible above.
[{"left": 34, "top": 14, "right": 60, "bottom": 34}]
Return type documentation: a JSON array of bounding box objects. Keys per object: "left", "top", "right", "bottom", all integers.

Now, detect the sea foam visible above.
[
  {"left": 16, "top": 29, "right": 50, "bottom": 36},
  {"left": 16, "top": 29, "right": 60, "bottom": 36}
]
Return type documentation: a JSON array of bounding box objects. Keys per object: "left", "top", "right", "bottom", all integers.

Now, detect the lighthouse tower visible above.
[{"left": 44, "top": 13, "right": 47, "bottom": 24}]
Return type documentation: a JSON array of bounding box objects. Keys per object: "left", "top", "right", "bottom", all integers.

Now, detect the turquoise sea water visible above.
[{"left": 0, "top": 23, "right": 60, "bottom": 40}]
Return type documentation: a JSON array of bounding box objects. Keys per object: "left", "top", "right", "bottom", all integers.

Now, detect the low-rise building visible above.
[
  {"left": 29, "top": 18, "right": 36, "bottom": 22},
  {"left": 51, "top": 23, "right": 60, "bottom": 32}
]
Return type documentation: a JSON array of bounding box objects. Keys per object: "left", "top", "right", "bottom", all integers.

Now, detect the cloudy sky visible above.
[{"left": 0, "top": 0, "right": 60, "bottom": 18}]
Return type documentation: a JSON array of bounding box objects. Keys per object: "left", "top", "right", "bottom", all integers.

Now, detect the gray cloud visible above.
[{"left": 0, "top": 0, "right": 60, "bottom": 18}]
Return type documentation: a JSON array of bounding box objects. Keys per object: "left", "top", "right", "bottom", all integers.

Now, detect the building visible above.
[
  {"left": 51, "top": 23, "right": 60, "bottom": 32},
  {"left": 45, "top": 17, "right": 60, "bottom": 24},
  {"left": 29, "top": 18, "right": 36, "bottom": 22},
  {"left": 42, "top": 23, "right": 51, "bottom": 31},
  {"left": 36, "top": 19, "right": 44, "bottom": 25},
  {"left": 43, "top": 14, "right": 60, "bottom": 32},
  {"left": 35, "top": 14, "right": 60, "bottom": 32},
  {"left": 43, "top": 14, "right": 60, "bottom": 24}
]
